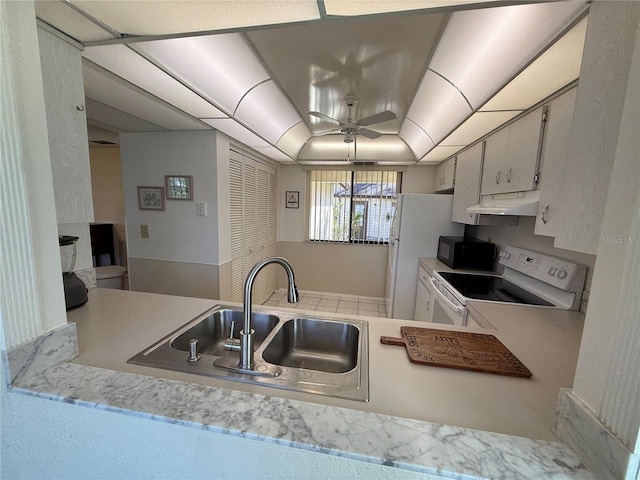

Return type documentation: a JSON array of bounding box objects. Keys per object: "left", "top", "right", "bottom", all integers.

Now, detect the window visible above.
[{"left": 308, "top": 170, "right": 400, "bottom": 244}]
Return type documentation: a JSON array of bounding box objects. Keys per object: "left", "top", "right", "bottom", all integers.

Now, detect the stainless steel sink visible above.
[
  {"left": 170, "top": 309, "right": 279, "bottom": 357},
  {"left": 263, "top": 318, "right": 359, "bottom": 373},
  {"left": 128, "top": 305, "right": 369, "bottom": 401}
]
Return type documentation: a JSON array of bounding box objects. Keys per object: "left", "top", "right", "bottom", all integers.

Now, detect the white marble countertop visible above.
[{"left": 9, "top": 283, "right": 595, "bottom": 479}]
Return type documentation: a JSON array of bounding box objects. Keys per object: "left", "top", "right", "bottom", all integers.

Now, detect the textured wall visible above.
[{"left": 0, "top": 373, "right": 434, "bottom": 480}]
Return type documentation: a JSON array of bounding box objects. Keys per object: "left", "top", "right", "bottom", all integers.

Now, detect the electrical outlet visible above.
[{"left": 140, "top": 224, "right": 149, "bottom": 238}]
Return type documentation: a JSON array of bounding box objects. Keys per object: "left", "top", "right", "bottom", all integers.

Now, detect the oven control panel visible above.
[{"left": 499, "top": 246, "right": 586, "bottom": 290}]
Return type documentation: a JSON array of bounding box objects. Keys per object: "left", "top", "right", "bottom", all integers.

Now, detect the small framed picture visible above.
[
  {"left": 165, "top": 175, "right": 193, "bottom": 200},
  {"left": 286, "top": 191, "right": 299, "bottom": 209},
  {"left": 137, "top": 186, "right": 165, "bottom": 211}
]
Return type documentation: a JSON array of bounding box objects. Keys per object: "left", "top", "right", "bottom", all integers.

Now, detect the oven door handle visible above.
[{"left": 429, "top": 277, "right": 466, "bottom": 315}]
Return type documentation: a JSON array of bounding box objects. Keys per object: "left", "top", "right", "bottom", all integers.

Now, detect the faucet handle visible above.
[
  {"left": 224, "top": 320, "right": 241, "bottom": 352},
  {"left": 228, "top": 320, "right": 236, "bottom": 340}
]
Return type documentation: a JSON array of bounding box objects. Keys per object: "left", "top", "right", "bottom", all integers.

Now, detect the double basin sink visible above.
[{"left": 128, "top": 305, "right": 369, "bottom": 401}]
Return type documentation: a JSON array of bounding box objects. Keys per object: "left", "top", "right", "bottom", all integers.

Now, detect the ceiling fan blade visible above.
[
  {"left": 357, "top": 110, "right": 397, "bottom": 126},
  {"left": 313, "top": 128, "right": 341, "bottom": 136},
  {"left": 358, "top": 128, "right": 383, "bottom": 140},
  {"left": 308, "top": 111, "right": 340, "bottom": 125}
]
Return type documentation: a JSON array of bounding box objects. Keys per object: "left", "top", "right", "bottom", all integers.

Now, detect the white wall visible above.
[
  {"left": 120, "top": 131, "right": 219, "bottom": 264},
  {"left": 279, "top": 165, "right": 306, "bottom": 242},
  {"left": 404, "top": 165, "right": 437, "bottom": 193}
]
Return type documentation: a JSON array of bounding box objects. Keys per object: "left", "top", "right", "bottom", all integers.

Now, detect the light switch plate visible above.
[
  {"left": 197, "top": 202, "right": 207, "bottom": 216},
  {"left": 140, "top": 225, "right": 149, "bottom": 238}
]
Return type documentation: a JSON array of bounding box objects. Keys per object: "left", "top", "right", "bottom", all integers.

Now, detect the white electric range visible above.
[{"left": 427, "top": 246, "right": 587, "bottom": 326}]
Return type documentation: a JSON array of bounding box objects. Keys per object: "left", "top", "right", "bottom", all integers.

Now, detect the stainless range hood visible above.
[{"left": 466, "top": 190, "right": 540, "bottom": 216}]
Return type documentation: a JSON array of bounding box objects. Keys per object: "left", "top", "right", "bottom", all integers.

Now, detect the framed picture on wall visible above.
[
  {"left": 165, "top": 175, "right": 193, "bottom": 200},
  {"left": 286, "top": 191, "right": 299, "bottom": 209},
  {"left": 137, "top": 186, "right": 165, "bottom": 211}
]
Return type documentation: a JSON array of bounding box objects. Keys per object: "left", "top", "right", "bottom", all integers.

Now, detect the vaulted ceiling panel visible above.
[{"left": 36, "top": 1, "right": 589, "bottom": 164}]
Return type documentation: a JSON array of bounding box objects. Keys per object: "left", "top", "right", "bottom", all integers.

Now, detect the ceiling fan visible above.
[{"left": 308, "top": 95, "right": 397, "bottom": 143}]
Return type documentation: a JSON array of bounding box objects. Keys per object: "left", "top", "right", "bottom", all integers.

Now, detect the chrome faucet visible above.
[
  {"left": 215, "top": 257, "right": 298, "bottom": 375},
  {"left": 240, "top": 257, "right": 298, "bottom": 369}
]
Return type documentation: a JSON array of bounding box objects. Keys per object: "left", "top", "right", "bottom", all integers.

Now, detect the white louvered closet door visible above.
[
  {"left": 243, "top": 160, "right": 258, "bottom": 301},
  {"left": 255, "top": 165, "right": 270, "bottom": 303},
  {"left": 228, "top": 150, "right": 277, "bottom": 305},
  {"left": 229, "top": 152, "right": 245, "bottom": 303},
  {"left": 267, "top": 169, "right": 277, "bottom": 295}
]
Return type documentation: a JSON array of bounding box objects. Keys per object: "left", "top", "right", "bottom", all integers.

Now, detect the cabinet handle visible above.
[
  {"left": 495, "top": 171, "right": 501, "bottom": 184},
  {"left": 426, "top": 301, "right": 430, "bottom": 311},
  {"left": 541, "top": 204, "right": 549, "bottom": 224},
  {"left": 506, "top": 168, "right": 512, "bottom": 183}
]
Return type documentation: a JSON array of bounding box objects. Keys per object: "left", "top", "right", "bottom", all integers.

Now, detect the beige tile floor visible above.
[{"left": 262, "top": 290, "right": 388, "bottom": 318}]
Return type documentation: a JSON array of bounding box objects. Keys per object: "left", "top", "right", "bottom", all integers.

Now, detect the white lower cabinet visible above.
[{"left": 414, "top": 266, "right": 434, "bottom": 322}]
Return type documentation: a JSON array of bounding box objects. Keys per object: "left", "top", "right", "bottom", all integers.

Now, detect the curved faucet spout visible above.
[{"left": 240, "top": 257, "right": 298, "bottom": 370}]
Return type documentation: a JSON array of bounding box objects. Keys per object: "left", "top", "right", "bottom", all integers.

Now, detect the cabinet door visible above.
[
  {"left": 452, "top": 142, "right": 484, "bottom": 224},
  {"left": 435, "top": 157, "right": 456, "bottom": 192},
  {"left": 534, "top": 88, "right": 577, "bottom": 237},
  {"left": 503, "top": 107, "right": 544, "bottom": 194},
  {"left": 414, "top": 278, "right": 434, "bottom": 322},
  {"left": 481, "top": 127, "right": 509, "bottom": 195},
  {"left": 38, "top": 28, "right": 93, "bottom": 224}
]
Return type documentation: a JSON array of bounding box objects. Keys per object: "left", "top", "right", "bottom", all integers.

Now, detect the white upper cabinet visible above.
[
  {"left": 452, "top": 142, "right": 484, "bottom": 225},
  {"left": 434, "top": 157, "right": 456, "bottom": 192},
  {"left": 480, "top": 108, "right": 545, "bottom": 195},
  {"left": 534, "top": 87, "right": 577, "bottom": 237},
  {"left": 38, "top": 27, "right": 93, "bottom": 225},
  {"left": 481, "top": 127, "right": 509, "bottom": 196},
  {"left": 554, "top": 2, "right": 640, "bottom": 255}
]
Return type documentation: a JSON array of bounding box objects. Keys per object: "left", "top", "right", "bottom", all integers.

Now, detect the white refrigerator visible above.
[{"left": 384, "top": 194, "right": 464, "bottom": 320}]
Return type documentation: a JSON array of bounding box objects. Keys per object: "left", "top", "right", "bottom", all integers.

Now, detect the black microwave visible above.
[{"left": 437, "top": 236, "right": 497, "bottom": 270}]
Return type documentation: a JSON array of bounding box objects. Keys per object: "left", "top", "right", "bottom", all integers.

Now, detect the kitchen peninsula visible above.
[{"left": 8, "top": 283, "right": 593, "bottom": 479}]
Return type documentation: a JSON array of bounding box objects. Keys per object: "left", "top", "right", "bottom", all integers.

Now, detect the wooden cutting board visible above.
[{"left": 380, "top": 326, "right": 532, "bottom": 378}]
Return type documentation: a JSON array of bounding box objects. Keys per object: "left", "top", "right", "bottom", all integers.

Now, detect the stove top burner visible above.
[{"left": 438, "top": 272, "right": 554, "bottom": 306}]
